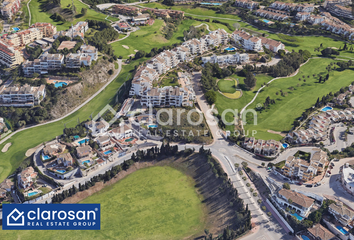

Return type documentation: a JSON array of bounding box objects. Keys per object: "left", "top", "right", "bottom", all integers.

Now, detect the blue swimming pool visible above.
[
  {"left": 28, "top": 191, "right": 39, "bottom": 197},
  {"left": 291, "top": 213, "right": 303, "bottom": 221},
  {"left": 282, "top": 143, "right": 288, "bottom": 148},
  {"left": 225, "top": 47, "right": 236, "bottom": 51},
  {"left": 104, "top": 150, "right": 112, "bottom": 155},
  {"left": 200, "top": 2, "right": 222, "bottom": 5},
  {"left": 321, "top": 106, "right": 333, "bottom": 112},
  {"left": 301, "top": 235, "right": 310, "bottom": 240},
  {"left": 336, "top": 226, "right": 348, "bottom": 234},
  {"left": 54, "top": 82, "right": 68, "bottom": 88},
  {"left": 12, "top": 27, "right": 19, "bottom": 31},
  {"left": 73, "top": 135, "right": 80, "bottom": 140},
  {"left": 82, "top": 160, "right": 90, "bottom": 165},
  {"left": 78, "top": 139, "right": 89, "bottom": 145},
  {"left": 149, "top": 124, "right": 158, "bottom": 128},
  {"left": 56, "top": 170, "right": 66, "bottom": 174},
  {"left": 42, "top": 154, "right": 50, "bottom": 160},
  {"left": 263, "top": 19, "right": 270, "bottom": 23}
]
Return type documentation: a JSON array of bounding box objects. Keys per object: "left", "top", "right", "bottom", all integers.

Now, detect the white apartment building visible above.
[
  {"left": 202, "top": 53, "right": 249, "bottom": 65},
  {"left": 129, "top": 66, "right": 157, "bottom": 96},
  {"left": 80, "top": 45, "right": 98, "bottom": 61},
  {"left": 160, "top": 50, "right": 179, "bottom": 69},
  {"left": 0, "top": 40, "right": 22, "bottom": 67},
  {"left": 66, "top": 53, "right": 92, "bottom": 68},
  {"left": 141, "top": 85, "right": 195, "bottom": 107},
  {"left": 0, "top": 84, "right": 46, "bottom": 107},
  {"left": 6, "top": 28, "right": 42, "bottom": 47},
  {"left": 172, "top": 46, "right": 190, "bottom": 62},
  {"left": 259, "top": 36, "right": 285, "bottom": 52},
  {"left": 29, "top": 22, "right": 57, "bottom": 38},
  {"left": 269, "top": 1, "right": 314, "bottom": 12},
  {"left": 275, "top": 189, "right": 315, "bottom": 217},
  {"left": 182, "top": 39, "right": 205, "bottom": 55},
  {"left": 22, "top": 53, "right": 64, "bottom": 76},
  {"left": 234, "top": 0, "right": 259, "bottom": 10},
  {"left": 232, "top": 30, "right": 262, "bottom": 51}
]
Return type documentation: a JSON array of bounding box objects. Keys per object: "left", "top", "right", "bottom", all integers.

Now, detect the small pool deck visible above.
[{"left": 118, "top": 137, "right": 138, "bottom": 145}]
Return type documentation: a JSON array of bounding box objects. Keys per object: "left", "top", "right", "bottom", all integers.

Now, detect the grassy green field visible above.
[
  {"left": 0, "top": 60, "right": 141, "bottom": 184},
  {"left": 218, "top": 79, "right": 237, "bottom": 93},
  {"left": 0, "top": 166, "right": 205, "bottom": 240},
  {"left": 29, "top": 0, "right": 107, "bottom": 31},
  {"left": 243, "top": 58, "right": 354, "bottom": 140}
]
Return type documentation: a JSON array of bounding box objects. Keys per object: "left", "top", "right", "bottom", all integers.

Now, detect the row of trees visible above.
[{"left": 201, "top": 62, "right": 233, "bottom": 91}]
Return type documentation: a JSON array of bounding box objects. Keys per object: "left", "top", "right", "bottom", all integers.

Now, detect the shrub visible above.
[{"left": 262, "top": 206, "right": 266, "bottom": 211}]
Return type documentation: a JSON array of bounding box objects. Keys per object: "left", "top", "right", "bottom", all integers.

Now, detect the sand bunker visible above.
[
  {"left": 1, "top": 142, "right": 11, "bottom": 152},
  {"left": 122, "top": 45, "right": 129, "bottom": 49}
]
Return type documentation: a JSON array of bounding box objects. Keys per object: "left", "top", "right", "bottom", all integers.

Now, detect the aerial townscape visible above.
[{"left": 2, "top": 0, "right": 354, "bottom": 239}]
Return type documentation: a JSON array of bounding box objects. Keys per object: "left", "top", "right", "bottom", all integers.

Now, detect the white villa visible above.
[
  {"left": 275, "top": 189, "right": 315, "bottom": 217},
  {"left": 85, "top": 120, "right": 110, "bottom": 137}
]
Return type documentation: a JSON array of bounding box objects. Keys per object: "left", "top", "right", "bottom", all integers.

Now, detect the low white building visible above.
[
  {"left": 232, "top": 30, "right": 262, "bottom": 51},
  {"left": 341, "top": 163, "right": 354, "bottom": 195},
  {"left": 201, "top": 52, "right": 249, "bottom": 65},
  {"left": 275, "top": 188, "right": 315, "bottom": 217},
  {"left": 329, "top": 201, "right": 354, "bottom": 227},
  {"left": 85, "top": 120, "right": 109, "bottom": 137},
  {"left": 110, "top": 124, "right": 133, "bottom": 139}
]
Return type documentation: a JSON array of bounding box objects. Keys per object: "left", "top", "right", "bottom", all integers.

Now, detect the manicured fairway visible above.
[
  {"left": 243, "top": 58, "right": 354, "bottom": 140},
  {"left": 218, "top": 79, "right": 237, "bottom": 93},
  {"left": 0, "top": 166, "right": 205, "bottom": 240}
]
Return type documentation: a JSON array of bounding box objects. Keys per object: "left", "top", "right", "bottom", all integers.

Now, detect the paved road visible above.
[
  {"left": 0, "top": 60, "right": 122, "bottom": 146},
  {"left": 27, "top": 0, "right": 32, "bottom": 26},
  {"left": 97, "top": 0, "right": 157, "bottom": 10}
]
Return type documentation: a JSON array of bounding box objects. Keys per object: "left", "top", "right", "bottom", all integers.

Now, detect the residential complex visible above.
[
  {"left": 234, "top": 0, "right": 259, "bottom": 10},
  {"left": 232, "top": 29, "right": 285, "bottom": 52},
  {"left": 202, "top": 53, "right": 249, "bottom": 65},
  {"left": 324, "top": 0, "right": 353, "bottom": 19},
  {"left": 54, "top": 21, "right": 88, "bottom": 39},
  {"left": 29, "top": 23, "right": 57, "bottom": 38},
  {"left": 23, "top": 53, "right": 64, "bottom": 76},
  {"left": 112, "top": 5, "right": 141, "bottom": 16},
  {"left": 0, "top": 84, "right": 46, "bottom": 107},
  {"left": 0, "top": 40, "right": 22, "bottom": 67},
  {"left": 269, "top": 1, "right": 315, "bottom": 12},
  {"left": 6, "top": 28, "right": 42, "bottom": 47},
  {"left": 254, "top": 9, "right": 290, "bottom": 21},
  {"left": 275, "top": 188, "right": 315, "bottom": 217},
  {"left": 0, "top": 0, "right": 21, "bottom": 19},
  {"left": 243, "top": 138, "right": 281, "bottom": 156},
  {"left": 282, "top": 150, "right": 328, "bottom": 182},
  {"left": 287, "top": 107, "right": 354, "bottom": 144}
]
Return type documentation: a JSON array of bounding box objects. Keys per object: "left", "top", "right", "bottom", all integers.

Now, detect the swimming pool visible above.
[
  {"left": 73, "top": 135, "right": 80, "bottom": 140},
  {"left": 28, "top": 191, "right": 39, "bottom": 197},
  {"left": 12, "top": 27, "right": 19, "bottom": 31},
  {"left": 301, "top": 235, "right": 310, "bottom": 240},
  {"left": 225, "top": 47, "right": 236, "bottom": 51},
  {"left": 282, "top": 143, "right": 288, "bottom": 148},
  {"left": 291, "top": 212, "right": 303, "bottom": 221},
  {"left": 336, "top": 226, "right": 348, "bottom": 234},
  {"left": 78, "top": 139, "right": 89, "bottom": 145},
  {"left": 262, "top": 19, "right": 270, "bottom": 23},
  {"left": 54, "top": 82, "right": 68, "bottom": 88},
  {"left": 56, "top": 170, "right": 66, "bottom": 174},
  {"left": 149, "top": 124, "right": 158, "bottom": 128},
  {"left": 42, "top": 154, "right": 50, "bottom": 160},
  {"left": 82, "top": 160, "right": 91, "bottom": 165},
  {"left": 200, "top": 2, "right": 222, "bottom": 5},
  {"left": 321, "top": 106, "right": 333, "bottom": 112},
  {"left": 125, "top": 138, "right": 134, "bottom": 142},
  {"left": 104, "top": 150, "right": 112, "bottom": 155}
]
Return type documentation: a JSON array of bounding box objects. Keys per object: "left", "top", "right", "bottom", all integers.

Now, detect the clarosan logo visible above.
[{"left": 3, "top": 204, "right": 100, "bottom": 230}]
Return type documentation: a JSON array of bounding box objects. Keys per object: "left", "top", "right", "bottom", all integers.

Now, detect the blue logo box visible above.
[{"left": 2, "top": 204, "right": 100, "bottom": 230}]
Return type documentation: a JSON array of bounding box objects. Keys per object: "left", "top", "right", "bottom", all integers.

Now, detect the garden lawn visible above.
[
  {"left": 29, "top": 0, "right": 107, "bottom": 31},
  {"left": 243, "top": 58, "right": 354, "bottom": 140},
  {"left": 0, "top": 166, "right": 206, "bottom": 240},
  {"left": 0, "top": 59, "right": 143, "bottom": 184}
]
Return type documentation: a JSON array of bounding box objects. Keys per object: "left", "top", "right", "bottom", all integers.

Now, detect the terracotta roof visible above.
[
  {"left": 278, "top": 189, "right": 314, "bottom": 208},
  {"left": 308, "top": 224, "right": 335, "bottom": 240}
]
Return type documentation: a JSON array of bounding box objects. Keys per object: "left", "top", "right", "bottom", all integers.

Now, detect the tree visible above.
[
  {"left": 261, "top": 162, "right": 265, "bottom": 167},
  {"left": 267, "top": 212, "right": 272, "bottom": 217},
  {"left": 205, "top": 91, "right": 217, "bottom": 105},
  {"left": 244, "top": 72, "right": 257, "bottom": 89},
  {"left": 283, "top": 182, "right": 290, "bottom": 190},
  {"left": 81, "top": 8, "right": 87, "bottom": 16},
  {"left": 288, "top": 198, "right": 293, "bottom": 204}
]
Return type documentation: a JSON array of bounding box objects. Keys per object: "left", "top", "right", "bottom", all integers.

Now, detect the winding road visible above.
[{"left": 0, "top": 60, "right": 122, "bottom": 146}]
